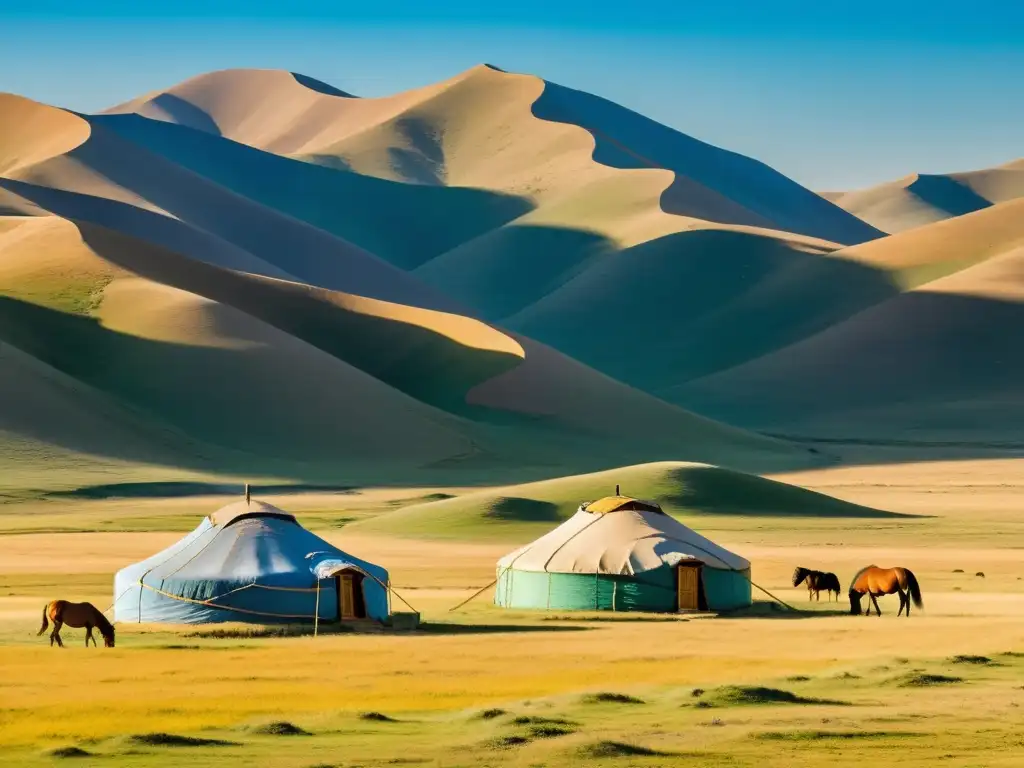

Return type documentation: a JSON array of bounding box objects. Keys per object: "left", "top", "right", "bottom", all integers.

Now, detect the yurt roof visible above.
[
  {"left": 498, "top": 503, "right": 749, "bottom": 576},
  {"left": 582, "top": 496, "right": 663, "bottom": 515},
  {"left": 209, "top": 500, "right": 297, "bottom": 528}
]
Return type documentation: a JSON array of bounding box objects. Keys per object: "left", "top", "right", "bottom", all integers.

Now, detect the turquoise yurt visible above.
[
  {"left": 114, "top": 499, "right": 390, "bottom": 624},
  {"left": 494, "top": 496, "right": 751, "bottom": 612}
]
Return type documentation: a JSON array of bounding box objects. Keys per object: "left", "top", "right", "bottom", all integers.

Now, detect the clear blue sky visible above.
[{"left": 2, "top": 2, "right": 1021, "bottom": 189}]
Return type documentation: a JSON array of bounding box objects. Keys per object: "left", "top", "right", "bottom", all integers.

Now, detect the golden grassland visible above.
[{"left": 1, "top": 458, "right": 1023, "bottom": 767}]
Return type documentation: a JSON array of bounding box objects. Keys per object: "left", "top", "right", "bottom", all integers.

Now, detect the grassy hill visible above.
[{"left": 351, "top": 461, "right": 902, "bottom": 541}]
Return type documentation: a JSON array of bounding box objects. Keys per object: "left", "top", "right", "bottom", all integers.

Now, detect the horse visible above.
[
  {"left": 37, "top": 600, "right": 115, "bottom": 647},
  {"left": 792, "top": 567, "right": 841, "bottom": 601},
  {"left": 849, "top": 566, "right": 923, "bottom": 617}
]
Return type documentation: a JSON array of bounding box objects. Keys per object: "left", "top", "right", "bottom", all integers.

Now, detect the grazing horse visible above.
[
  {"left": 37, "top": 600, "right": 115, "bottom": 647},
  {"left": 792, "top": 567, "right": 841, "bottom": 601},
  {"left": 849, "top": 566, "right": 923, "bottom": 617}
]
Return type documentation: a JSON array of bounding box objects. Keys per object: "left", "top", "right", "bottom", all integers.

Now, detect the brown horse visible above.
[
  {"left": 37, "top": 600, "right": 115, "bottom": 647},
  {"left": 792, "top": 567, "right": 841, "bottom": 601},
  {"left": 849, "top": 566, "right": 923, "bottom": 617}
]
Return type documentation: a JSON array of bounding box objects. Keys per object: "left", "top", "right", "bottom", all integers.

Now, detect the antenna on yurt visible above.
[
  {"left": 616, "top": 484, "right": 620, "bottom": 496},
  {"left": 245, "top": 483, "right": 251, "bottom": 507}
]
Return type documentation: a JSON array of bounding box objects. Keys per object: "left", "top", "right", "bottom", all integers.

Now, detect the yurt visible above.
[
  {"left": 114, "top": 499, "right": 389, "bottom": 624},
  {"left": 494, "top": 495, "right": 750, "bottom": 612}
]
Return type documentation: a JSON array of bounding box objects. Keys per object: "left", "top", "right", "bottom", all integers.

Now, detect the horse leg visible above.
[
  {"left": 870, "top": 594, "right": 882, "bottom": 616},
  {"left": 86, "top": 626, "right": 94, "bottom": 647},
  {"left": 51, "top": 619, "right": 64, "bottom": 648},
  {"left": 897, "top": 589, "right": 906, "bottom": 617}
]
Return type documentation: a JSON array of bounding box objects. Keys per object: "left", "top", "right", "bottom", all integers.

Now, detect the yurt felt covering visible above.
[
  {"left": 494, "top": 496, "right": 751, "bottom": 612},
  {"left": 114, "top": 501, "right": 389, "bottom": 623}
]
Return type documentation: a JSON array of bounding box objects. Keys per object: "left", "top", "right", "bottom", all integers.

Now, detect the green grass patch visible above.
[
  {"left": 351, "top": 462, "right": 903, "bottom": 540},
  {"left": 949, "top": 655, "right": 994, "bottom": 665}
]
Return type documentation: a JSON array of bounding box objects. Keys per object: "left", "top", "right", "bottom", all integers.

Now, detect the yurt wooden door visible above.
[
  {"left": 338, "top": 573, "right": 357, "bottom": 620},
  {"left": 677, "top": 564, "right": 701, "bottom": 611}
]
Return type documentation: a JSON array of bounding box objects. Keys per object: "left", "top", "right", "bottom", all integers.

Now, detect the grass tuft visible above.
[
  {"left": 897, "top": 674, "right": 963, "bottom": 687},
  {"left": 703, "top": 685, "right": 847, "bottom": 706},
  {"left": 359, "top": 712, "right": 398, "bottom": 722},
  {"left": 126, "top": 733, "right": 236, "bottom": 747},
  {"left": 490, "top": 735, "right": 530, "bottom": 749},
  {"left": 474, "top": 708, "right": 507, "bottom": 720},
  {"left": 577, "top": 741, "right": 670, "bottom": 758},
  {"left": 511, "top": 716, "right": 575, "bottom": 726},
  {"left": 582, "top": 691, "right": 645, "bottom": 705},
  {"left": 528, "top": 724, "right": 576, "bottom": 738},
  {"left": 756, "top": 730, "right": 925, "bottom": 741},
  {"left": 250, "top": 721, "right": 310, "bottom": 736},
  {"left": 949, "top": 655, "right": 993, "bottom": 665},
  {"left": 46, "top": 746, "right": 92, "bottom": 758}
]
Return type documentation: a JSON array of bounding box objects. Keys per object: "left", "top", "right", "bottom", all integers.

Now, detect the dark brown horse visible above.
[
  {"left": 849, "top": 566, "right": 923, "bottom": 617},
  {"left": 37, "top": 600, "right": 115, "bottom": 647},
  {"left": 793, "top": 567, "right": 841, "bottom": 601}
]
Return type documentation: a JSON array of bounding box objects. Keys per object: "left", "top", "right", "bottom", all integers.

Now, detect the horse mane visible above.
[{"left": 792, "top": 566, "right": 809, "bottom": 587}]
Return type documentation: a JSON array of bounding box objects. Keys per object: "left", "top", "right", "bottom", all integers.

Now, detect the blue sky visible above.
[{"left": 2, "top": 2, "right": 1021, "bottom": 189}]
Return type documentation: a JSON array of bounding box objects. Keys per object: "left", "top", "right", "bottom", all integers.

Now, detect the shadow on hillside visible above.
[
  {"left": 672, "top": 291, "right": 1024, "bottom": 453},
  {"left": 905, "top": 174, "right": 993, "bottom": 218},
  {"left": 531, "top": 79, "right": 882, "bottom": 245},
  {"left": 506, "top": 227, "right": 901, "bottom": 391},
  {"left": 0, "top": 294, "right": 478, "bottom": 470},
  {"left": 290, "top": 71, "right": 352, "bottom": 98},
  {"left": 415, "top": 223, "right": 612, "bottom": 322},
  {"left": 144, "top": 93, "right": 223, "bottom": 136},
  {"left": 88, "top": 112, "right": 534, "bottom": 271}
]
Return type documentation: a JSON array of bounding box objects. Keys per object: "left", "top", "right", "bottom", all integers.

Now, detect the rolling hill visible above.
[
  {"left": 823, "top": 158, "right": 1024, "bottom": 234},
  {"left": 672, "top": 201, "right": 1024, "bottom": 440},
  {"left": 351, "top": 461, "right": 904, "bottom": 541},
  {"left": 1, "top": 63, "right": 1019, "bottom": 494}
]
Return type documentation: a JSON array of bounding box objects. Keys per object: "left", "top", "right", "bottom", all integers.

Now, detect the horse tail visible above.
[
  {"left": 903, "top": 569, "right": 923, "bottom": 609},
  {"left": 37, "top": 603, "right": 50, "bottom": 636}
]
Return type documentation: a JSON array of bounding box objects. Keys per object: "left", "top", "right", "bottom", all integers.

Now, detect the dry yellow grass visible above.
[{"left": 2, "top": 458, "right": 1023, "bottom": 768}]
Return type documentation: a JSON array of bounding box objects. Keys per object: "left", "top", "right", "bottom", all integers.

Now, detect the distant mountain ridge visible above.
[{"left": 822, "top": 158, "right": 1024, "bottom": 233}]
